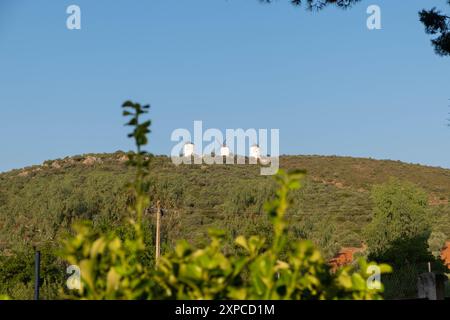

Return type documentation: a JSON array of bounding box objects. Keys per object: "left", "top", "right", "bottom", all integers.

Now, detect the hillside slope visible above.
[{"left": 0, "top": 153, "right": 449, "bottom": 257}]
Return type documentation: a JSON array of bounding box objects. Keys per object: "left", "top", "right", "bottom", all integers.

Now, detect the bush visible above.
[{"left": 365, "top": 179, "right": 432, "bottom": 265}]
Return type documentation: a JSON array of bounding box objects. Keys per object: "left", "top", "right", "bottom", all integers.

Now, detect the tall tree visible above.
[
  {"left": 419, "top": 3, "right": 450, "bottom": 56},
  {"left": 364, "top": 179, "right": 448, "bottom": 298}
]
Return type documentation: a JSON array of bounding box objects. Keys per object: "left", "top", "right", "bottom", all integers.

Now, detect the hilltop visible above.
[{"left": 0, "top": 153, "right": 449, "bottom": 258}]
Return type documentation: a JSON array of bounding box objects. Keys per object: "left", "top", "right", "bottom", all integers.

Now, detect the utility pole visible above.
[{"left": 155, "top": 200, "right": 161, "bottom": 264}]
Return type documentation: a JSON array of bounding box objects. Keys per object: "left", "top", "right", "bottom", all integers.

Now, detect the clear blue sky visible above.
[{"left": 0, "top": 0, "right": 449, "bottom": 172}]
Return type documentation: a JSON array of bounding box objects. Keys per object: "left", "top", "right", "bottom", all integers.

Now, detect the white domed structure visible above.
[
  {"left": 250, "top": 144, "right": 260, "bottom": 159},
  {"left": 220, "top": 144, "right": 230, "bottom": 157},
  {"left": 183, "top": 142, "right": 195, "bottom": 157}
]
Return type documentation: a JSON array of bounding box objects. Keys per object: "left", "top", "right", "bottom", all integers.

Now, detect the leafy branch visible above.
[{"left": 419, "top": 5, "right": 450, "bottom": 56}]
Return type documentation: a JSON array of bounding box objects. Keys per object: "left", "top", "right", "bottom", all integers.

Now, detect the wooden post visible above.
[{"left": 155, "top": 200, "right": 161, "bottom": 264}]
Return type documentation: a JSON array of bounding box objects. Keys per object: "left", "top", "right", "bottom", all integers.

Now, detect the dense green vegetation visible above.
[
  {"left": 1, "top": 154, "right": 449, "bottom": 253},
  {"left": 1, "top": 155, "right": 449, "bottom": 299}
]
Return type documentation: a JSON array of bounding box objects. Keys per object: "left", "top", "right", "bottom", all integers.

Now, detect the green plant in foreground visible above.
[
  {"left": 61, "top": 101, "right": 391, "bottom": 300},
  {"left": 61, "top": 101, "right": 153, "bottom": 299}
]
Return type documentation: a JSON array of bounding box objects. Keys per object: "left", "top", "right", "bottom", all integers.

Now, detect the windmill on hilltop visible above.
[
  {"left": 182, "top": 141, "right": 195, "bottom": 157},
  {"left": 250, "top": 144, "right": 261, "bottom": 159},
  {"left": 218, "top": 138, "right": 230, "bottom": 157}
]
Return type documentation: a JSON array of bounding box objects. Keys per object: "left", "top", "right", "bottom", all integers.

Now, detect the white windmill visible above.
[
  {"left": 219, "top": 139, "right": 230, "bottom": 157},
  {"left": 250, "top": 144, "right": 261, "bottom": 159},
  {"left": 183, "top": 142, "right": 195, "bottom": 157}
]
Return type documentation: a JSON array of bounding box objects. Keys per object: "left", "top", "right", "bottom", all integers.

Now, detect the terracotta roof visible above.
[{"left": 441, "top": 241, "right": 450, "bottom": 267}]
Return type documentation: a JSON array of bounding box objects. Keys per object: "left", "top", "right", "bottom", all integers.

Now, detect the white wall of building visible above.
[
  {"left": 250, "top": 144, "right": 260, "bottom": 159},
  {"left": 183, "top": 143, "right": 195, "bottom": 157},
  {"left": 220, "top": 145, "right": 230, "bottom": 157}
]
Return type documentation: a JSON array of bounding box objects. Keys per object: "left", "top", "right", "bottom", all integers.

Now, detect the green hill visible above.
[{"left": 1, "top": 153, "right": 449, "bottom": 258}]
